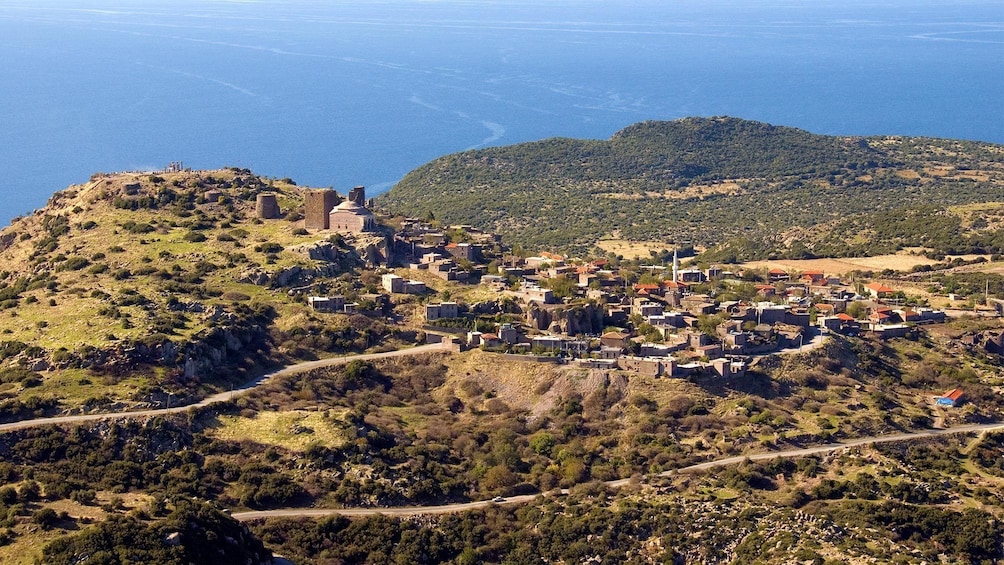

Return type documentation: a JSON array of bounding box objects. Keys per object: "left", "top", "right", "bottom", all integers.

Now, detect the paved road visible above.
[
  {"left": 232, "top": 421, "right": 1004, "bottom": 522},
  {"left": 0, "top": 343, "right": 449, "bottom": 433}
]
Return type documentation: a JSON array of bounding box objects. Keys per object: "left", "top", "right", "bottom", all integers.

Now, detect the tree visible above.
[
  {"left": 696, "top": 313, "right": 727, "bottom": 336},
  {"left": 846, "top": 301, "right": 867, "bottom": 319}
]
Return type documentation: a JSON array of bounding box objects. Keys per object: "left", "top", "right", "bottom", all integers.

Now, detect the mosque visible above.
[{"left": 303, "top": 185, "right": 376, "bottom": 234}]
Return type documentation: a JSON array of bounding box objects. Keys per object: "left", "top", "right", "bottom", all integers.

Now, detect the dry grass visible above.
[
  {"left": 595, "top": 239, "right": 672, "bottom": 260},
  {"left": 208, "top": 410, "right": 347, "bottom": 451},
  {"left": 0, "top": 530, "right": 57, "bottom": 565},
  {"left": 742, "top": 251, "right": 941, "bottom": 276}
]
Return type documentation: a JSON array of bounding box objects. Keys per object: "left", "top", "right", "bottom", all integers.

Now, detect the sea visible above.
[{"left": 1, "top": 0, "right": 1002, "bottom": 226}]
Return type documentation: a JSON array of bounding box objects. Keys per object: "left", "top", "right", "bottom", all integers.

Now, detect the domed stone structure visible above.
[{"left": 329, "top": 199, "right": 376, "bottom": 234}]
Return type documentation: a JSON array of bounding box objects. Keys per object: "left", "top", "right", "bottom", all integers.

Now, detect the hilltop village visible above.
[{"left": 251, "top": 182, "right": 1001, "bottom": 391}]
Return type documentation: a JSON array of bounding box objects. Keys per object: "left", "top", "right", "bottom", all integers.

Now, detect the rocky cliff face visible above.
[{"left": 0, "top": 306, "right": 276, "bottom": 413}]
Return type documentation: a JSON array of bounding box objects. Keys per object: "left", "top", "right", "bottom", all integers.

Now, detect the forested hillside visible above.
[{"left": 378, "top": 117, "right": 1004, "bottom": 258}]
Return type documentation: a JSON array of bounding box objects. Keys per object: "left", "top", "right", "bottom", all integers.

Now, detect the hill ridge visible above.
[{"left": 377, "top": 116, "right": 1004, "bottom": 258}]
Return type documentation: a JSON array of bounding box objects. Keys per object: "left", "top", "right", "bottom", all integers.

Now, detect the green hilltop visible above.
[
  {"left": 377, "top": 116, "right": 1004, "bottom": 258},
  {"left": 0, "top": 169, "right": 407, "bottom": 417}
]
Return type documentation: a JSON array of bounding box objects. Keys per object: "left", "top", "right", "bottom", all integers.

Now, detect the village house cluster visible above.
[
  {"left": 414, "top": 248, "right": 962, "bottom": 380},
  {"left": 276, "top": 206, "right": 985, "bottom": 390}
]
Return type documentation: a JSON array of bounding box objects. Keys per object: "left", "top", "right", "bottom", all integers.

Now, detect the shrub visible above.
[
  {"left": 58, "top": 257, "right": 90, "bottom": 271},
  {"left": 255, "top": 242, "right": 283, "bottom": 254},
  {"left": 32, "top": 508, "right": 59, "bottom": 529}
]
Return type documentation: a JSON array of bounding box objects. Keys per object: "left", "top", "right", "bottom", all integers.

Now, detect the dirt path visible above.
[
  {"left": 232, "top": 421, "right": 1004, "bottom": 521},
  {"left": 0, "top": 343, "right": 450, "bottom": 433}
]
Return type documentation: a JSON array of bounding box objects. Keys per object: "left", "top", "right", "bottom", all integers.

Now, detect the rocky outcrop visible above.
[
  {"left": 525, "top": 302, "right": 604, "bottom": 335},
  {"left": 41, "top": 307, "right": 275, "bottom": 391},
  {"left": 241, "top": 235, "right": 392, "bottom": 288},
  {"left": 470, "top": 299, "right": 522, "bottom": 316},
  {"left": 239, "top": 264, "right": 346, "bottom": 288}
]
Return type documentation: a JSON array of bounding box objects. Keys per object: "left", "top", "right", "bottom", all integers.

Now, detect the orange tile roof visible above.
[
  {"left": 943, "top": 388, "right": 964, "bottom": 401},
  {"left": 866, "top": 282, "right": 895, "bottom": 293}
]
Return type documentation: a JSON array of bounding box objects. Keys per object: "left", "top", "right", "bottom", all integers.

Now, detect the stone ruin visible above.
[
  {"left": 348, "top": 185, "right": 366, "bottom": 206},
  {"left": 256, "top": 193, "right": 280, "bottom": 219}
]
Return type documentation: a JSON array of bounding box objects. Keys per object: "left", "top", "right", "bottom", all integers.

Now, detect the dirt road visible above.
[
  {"left": 0, "top": 342, "right": 449, "bottom": 433},
  {"left": 233, "top": 421, "right": 1004, "bottom": 521}
]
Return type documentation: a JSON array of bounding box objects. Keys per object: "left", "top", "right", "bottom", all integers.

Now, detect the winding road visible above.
[
  {"left": 0, "top": 342, "right": 450, "bottom": 433},
  {"left": 231, "top": 421, "right": 1004, "bottom": 522},
  {"left": 3, "top": 338, "right": 1000, "bottom": 524},
  {"left": 0, "top": 327, "right": 825, "bottom": 435}
]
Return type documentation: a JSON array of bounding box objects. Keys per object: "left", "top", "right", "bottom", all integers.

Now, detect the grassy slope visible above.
[{"left": 0, "top": 169, "right": 378, "bottom": 410}]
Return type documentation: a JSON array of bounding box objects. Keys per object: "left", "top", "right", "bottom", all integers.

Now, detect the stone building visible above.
[
  {"left": 304, "top": 189, "right": 340, "bottom": 230},
  {"left": 426, "top": 302, "right": 459, "bottom": 321},
  {"left": 329, "top": 200, "right": 376, "bottom": 234},
  {"left": 256, "top": 193, "right": 280, "bottom": 219},
  {"left": 348, "top": 185, "right": 366, "bottom": 206}
]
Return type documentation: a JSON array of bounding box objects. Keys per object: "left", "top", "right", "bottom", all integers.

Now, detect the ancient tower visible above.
[
  {"left": 304, "top": 189, "right": 340, "bottom": 230},
  {"left": 348, "top": 185, "right": 366, "bottom": 207},
  {"left": 256, "top": 193, "right": 280, "bottom": 219}
]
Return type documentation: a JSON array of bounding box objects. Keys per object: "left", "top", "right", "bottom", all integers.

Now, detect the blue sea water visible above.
[{"left": 1, "top": 0, "right": 1002, "bottom": 226}]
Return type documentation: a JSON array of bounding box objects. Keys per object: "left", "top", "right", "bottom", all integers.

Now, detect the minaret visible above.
[{"left": 672, "top": 248, "right": 679, "bottom": 283}]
